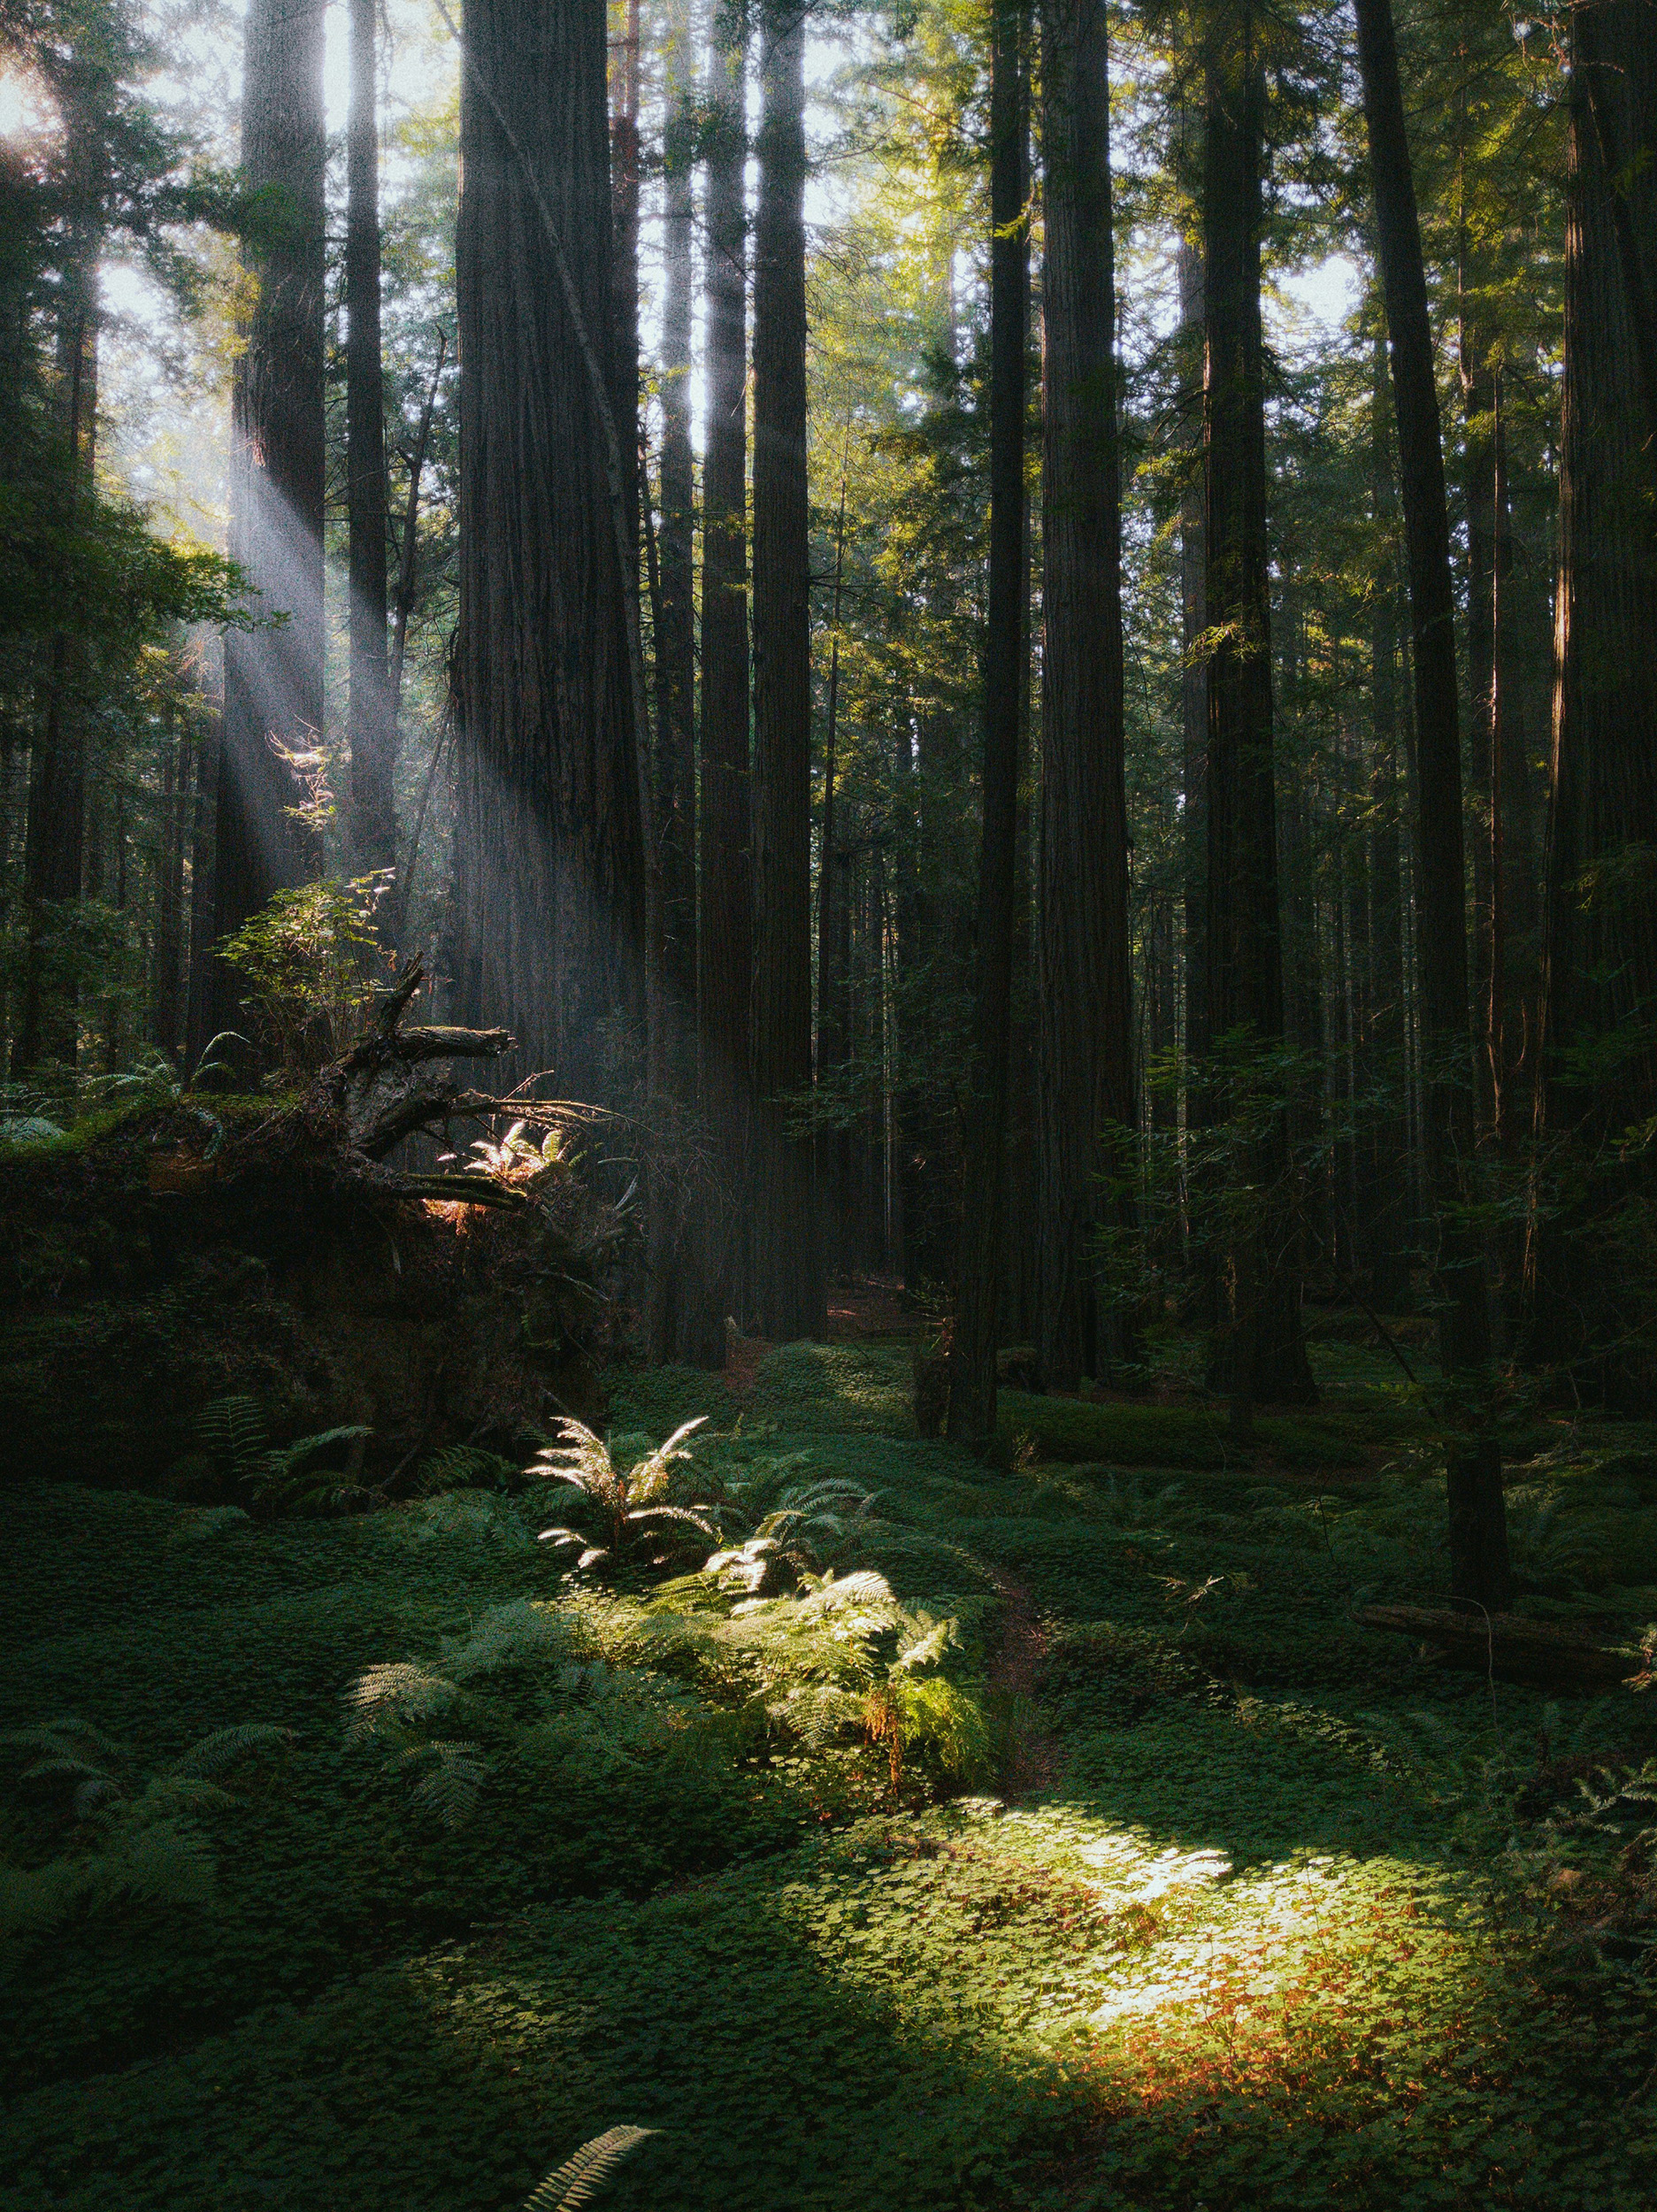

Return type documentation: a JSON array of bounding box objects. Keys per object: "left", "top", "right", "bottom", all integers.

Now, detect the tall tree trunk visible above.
[
  {"left": 347, "top": 0, "right": 394, "bottom": 878},
  {"left": 152, "top": 721, "right": 186, "bottom": 1058},
  {"left": 1201, "top": 3, "right": 1316, "bottom": 1409},
  {"left": 1178, "top": 226, "right": 1208, "bottom": 1079},
  {"left": 1493, "top": 377, "right": 1543, "bottom": 1150},
  {"left": 451, "top": 0, "right": 644, "bottom": 1102},
  {"left": 695, "top": 0, "right": 753, "bottom": 1352},
  {"left": 387, "top": 332, "right": 445, "bottom": 727},
  {"left": 1535, "top": 0, "right": 1657, "bottom": 1401},
  {"left": 817, "top": 459, "right": 850, "bottom": 1279},
  {"left": 750, "top": 0, "right": 823, "bottom": 1340},
  {"left": 1366, "top": 327, "right": 1411, "bottom": 1307},
  {"left": 1355, "top": 0, "right": 1511, "bottom": 1607},
  {"left": 1459, "top": 234, "right": 1497, "bottom": 1134},
  {"left": 1002, "top": 531, "right": 1039, "bottom": 1348},
  {"left": 184, "top": 711, "right": 218, "bottom": 1065},
  {"left": 208, "top": 0, "right": 327, "bottom": 1045},
  {"left": 1036, "top": 0, "right": 1134, "bottom": 1390},
  {"left": 1275, "top": 551, "right": 1326, "bottom": 1273},
  {"left": 16, "top": 211, "right": 97, "bottom": 1074},
  {"left": 948, "top": 0, "right": 1029, "bottom": 1445},
  {"left": 657, "top": 0, "right": 698, "bottom": 1035},
  {"left": 1275, "top": 551, "right": 1322, "bottom": 1073},
  {"left": 611, "top": 0, "right": 641, "bottom": 561},
  {"left": 899, "top": 708, "right": 963, "bottom": 1293}
]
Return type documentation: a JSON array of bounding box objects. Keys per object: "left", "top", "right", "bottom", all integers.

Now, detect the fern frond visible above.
[
  {"left": 250, "top": 1429, "right": 374, "bottom": 1508},
  {"left": 132, "top": 1777, "right": 234, "bottom": 1821},
  {"left": 779, "top": 1683, "right": 863, "bottom": 1747},
  {"left": 539, "top": 1525, "right": 606, "bottom": 1563},
  {"left": 443, "top": 1601, "right": 570, "bottom": 1680},
  {"left": 0, "top": 1717, "right": 125, "bottom": 1763},
  {"left": 402, "top": 1740, "right": 489, "bottom": 1829},
  {"left": 197, "top": 1394, "right": 270, "bottom": 1479},
  {"left": 625, "top": 1417, "right": 710, "bottom": 1501},
  {"left": 280, "top": 1425, "right": 373, "bottom": 1469},
  {"left": 344, "top": 1662, "right": 457, "bottom": 1737},
  {"left": 894, "top": 1613, "right": 959, "bottom": 1674},
  {"left": 625, "top": 1505, "right": 718, "bottom": 1534},
  {"left": 523, "top": 2125, "right": 659, "bottom": 2211},
  {"left": 2, "top": 1820, "right": 219, "bottom": 1939},
  {"left": 533, "top": 1419, "right": 617, "bottom": 1492},
  {"left": 796, "top": 1569, "right": 897, "bottom": 1616},
  {"left": 90, "top": 1817, "right": 218, "bottom": 1910},
  {"left": 19, "top": 1753, "right": 113, "bottom": 1786},
  {"left": 416, "top": 1444, "right": 519, "bottom": 1496},
  {"left": 167, "top": 1724, "right": 291, "bottom": 1780},
  {"left": 73, "top": 1775, "right": 122, "bottom": 1819}
]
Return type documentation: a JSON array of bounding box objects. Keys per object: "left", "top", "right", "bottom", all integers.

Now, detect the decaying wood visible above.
[
  {"left": 298, "top": 958, "right": 520, "bottom": 1183},
  {"left": 1355, "top": 1603, "right": 1639, "bottom": 1690},
  {"left": 150, "top": 960, "right": 612, "bottom": 1218}
]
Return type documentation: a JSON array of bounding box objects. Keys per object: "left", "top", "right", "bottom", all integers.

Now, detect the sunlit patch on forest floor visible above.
[{"left": 4, "top": 1338, "right": 1657, "bottom": 2208}]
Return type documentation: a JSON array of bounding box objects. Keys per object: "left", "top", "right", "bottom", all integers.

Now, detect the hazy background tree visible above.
[
  {"left": 450, "top": 0, "right": 643, "bottom": 1098},
  {"left": 752, "top": 0, "right": 824, "bottom": 1340},
  {"left": 196, "top": 0, "right": 327, "bottom": 1057},
  {"left": 1035, "top": 0, "right": 1133, "bottom": 1393}
]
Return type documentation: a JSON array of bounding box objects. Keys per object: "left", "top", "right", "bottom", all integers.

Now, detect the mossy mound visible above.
[
  {"left": 0, "top": 1098, "right": 614, "bottom": 1490},
  {"left": 997, "top": 1389, "right": 1423, "bottom": 1472}
]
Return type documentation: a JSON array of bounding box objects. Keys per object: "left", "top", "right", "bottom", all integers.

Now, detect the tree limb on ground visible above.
[{"left": 1355, "top": 1603, "right": 1639, "bottom": 1691}]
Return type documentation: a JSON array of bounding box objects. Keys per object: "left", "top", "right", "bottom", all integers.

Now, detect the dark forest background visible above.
[{"left": 4, "top": 0, "right": 1657, "bottom": 1622}]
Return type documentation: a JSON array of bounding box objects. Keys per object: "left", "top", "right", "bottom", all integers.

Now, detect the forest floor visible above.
[{"left": 5, "top": 1334, "right": 1657, "bottom": 2208}]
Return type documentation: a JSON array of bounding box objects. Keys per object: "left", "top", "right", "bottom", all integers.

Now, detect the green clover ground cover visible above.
[{"left": 4, "top": 1342, "right": 1657, "bottom": 2208}]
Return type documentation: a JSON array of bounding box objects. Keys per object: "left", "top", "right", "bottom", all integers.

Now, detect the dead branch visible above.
[{"left": 1355, "top": 1603, "right": 1639, "bottom": 1692}]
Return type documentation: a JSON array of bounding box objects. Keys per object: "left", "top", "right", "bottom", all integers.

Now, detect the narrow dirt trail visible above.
[{"left": 986, "top": 1568, "right": 1062, "bottom": 1799}]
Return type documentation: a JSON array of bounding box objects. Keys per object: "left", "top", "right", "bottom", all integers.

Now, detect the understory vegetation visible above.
[{"left": 4, "top": 1340, "right": 1657, "bottom": 2209}]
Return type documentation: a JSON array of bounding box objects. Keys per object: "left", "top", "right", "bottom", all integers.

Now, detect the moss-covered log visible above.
[{"left": 1, "top": 966, "right": 622, "bottom": 1490}]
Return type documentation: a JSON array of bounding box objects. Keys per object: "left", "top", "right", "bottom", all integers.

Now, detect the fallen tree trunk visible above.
[{"left": 1355, "top": 1603, "right": 1639, "bottom": 1691}]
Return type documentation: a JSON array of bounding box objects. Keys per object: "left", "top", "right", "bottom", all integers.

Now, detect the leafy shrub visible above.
[
  {"left": 533, "top": 1417, "right": 724, "bottom": 1574},
  {"left": 711, "top": 1569, "right": 991, "bottom": 1790},
  {"left": 705, "top": 1471, "right": 882, "bottom": 1594},
  {"left": 0, "top": 1717, "right": 288, "bottom": 1941},
  {"left": 214, "top": 874, "right": 395, "bottom": 1073},
  {"left": 196, "top": 1394, "right": 372, "bottom": 1514},
  {"left": 414, "top": 1444, "right": 525, "bottom": 1497}
]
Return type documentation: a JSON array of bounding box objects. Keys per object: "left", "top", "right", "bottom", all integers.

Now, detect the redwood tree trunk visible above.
[
  {"left": 347, "top": 0, "right": 394, "bottom": 877},
  {"left": 1355, "top": 0, "right": 1511, "bottom": 1606},
  {"left": 1493, "top": 377, "right": 1542, "bottom": 1150},
  {"left": 1178, "top": 235, "right": 1208, "bottom": 1073},
  {"left": 1535, "top": 0, "right": 1657, "bottom": 1400},
  {"left": 209, "top": 0, "right": 327, "bottom": 1042},
  {"left": 948, "top": 0, "right": 1028, "bottom": 1445},
  {"left": 1365, "top": 328, "right": 1410, "bottom": 1308},
  {"left": 152, "top": 722, "right": 186, "bottom": 1058},
  {"left": 657, "top": 0, "right": 698, "bottom": 1034},
  {"left": 751, "top": 0, "right": 823, "bottom": 1340},
  {"left": 16, "top": 180, "right": 98, "bottom": 1073},
  {"left": 694, "top": 0, "right": 753, "bottom": 1350},
  {"left": 610, "top": 0, "right": 641, "bottom": 562},
  {"left": 451, "top": 0, "right": 644, "bottom": 1102},
  {"left": 1460, "top": 271, "right": 1498, "bottom": 1135},
  {"left": 1201, "top": 5, "right": 1316, "bottom": 1408},
  {"left": 1036, "top": 0, "right": 1134, "bottom": 1391}
]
